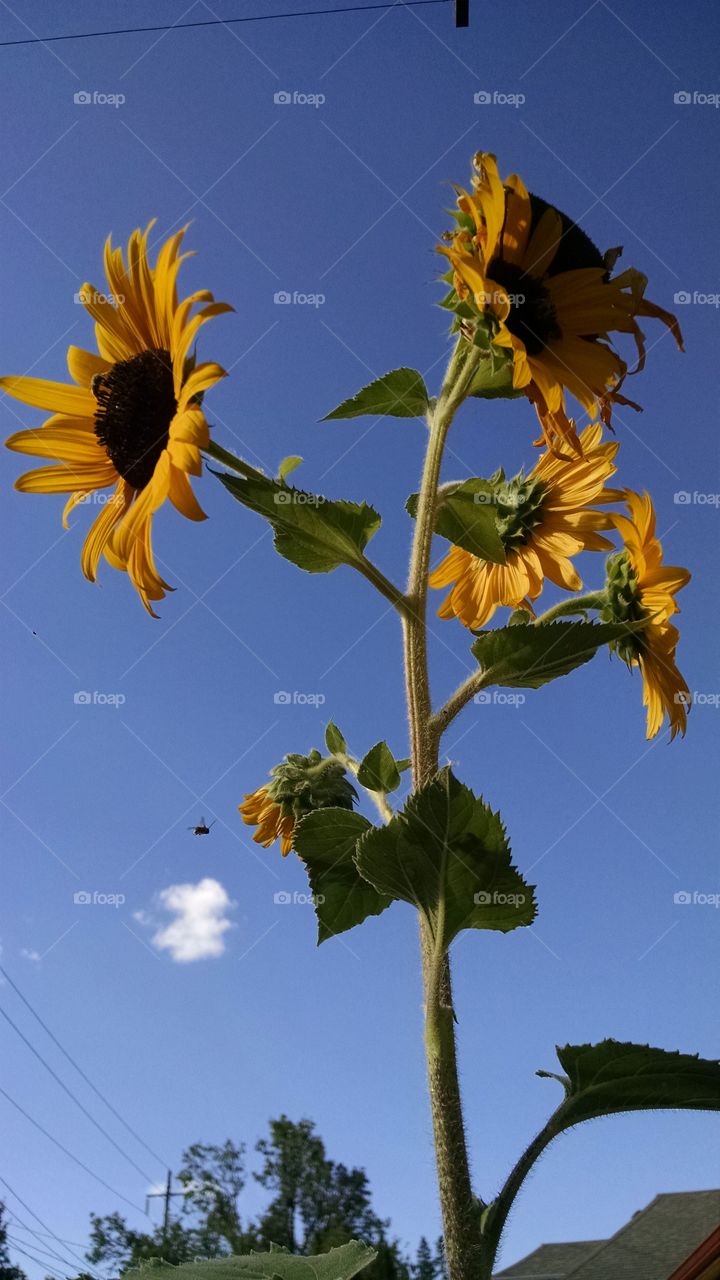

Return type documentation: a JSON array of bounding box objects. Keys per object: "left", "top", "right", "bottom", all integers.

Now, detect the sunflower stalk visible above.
[{"left": 404, "top": 336, "right": 485, "bottom": 1280}]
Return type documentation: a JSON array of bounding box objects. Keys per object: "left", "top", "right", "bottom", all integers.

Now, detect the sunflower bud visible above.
[{"left": 240, "top": 751, "right": 357, "bottom": 856}]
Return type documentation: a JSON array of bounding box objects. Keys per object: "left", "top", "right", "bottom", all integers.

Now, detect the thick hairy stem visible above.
[{"left": 404, "top": 341, "right": 483, "bottom": 1280}]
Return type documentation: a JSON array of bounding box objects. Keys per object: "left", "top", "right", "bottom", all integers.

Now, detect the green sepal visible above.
[
  {"left": 322, "top": 368, "right": 430, "bottom": 421},
  {"left": 293, "top": 809, "right": 393, "bottom": 943},
  {"left": 356, "top": 741, "right": 402, "bottom": 794},
  {"left": 214, "top": 471, "right": 381, "bottom": 574},
  {"left": 355, "top": 767, "right": 536, "bottom": 946}
]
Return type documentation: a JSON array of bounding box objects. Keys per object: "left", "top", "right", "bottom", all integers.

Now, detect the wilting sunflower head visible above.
[
  {"left": 3, "top": 222, "right": 232, "bottom": 616},
  {"left": 439, "top": 152, "right": 683, "bottom": 454},
  {"left": 600, "top": 490, "right": 691, "bottom": 739},
  {"left": 239, "top": 750, "right": 358, "bottom": 857},
  {"left": 429, "top": 421, "right": 620, "bottom": 631}
]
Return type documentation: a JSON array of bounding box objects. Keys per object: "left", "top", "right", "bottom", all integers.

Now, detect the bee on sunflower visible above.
[
  {"left": 439, "top": 152, "right": 683, "bottom": 455},
  {"left": 429, "top": 422, "right": 621, "bottom": 631},
  {"left": 2, "top": 222, "right": 232, "bottom": 615},
  {"left": 601, "top": 490, "right": 691, "bottom": 739}
]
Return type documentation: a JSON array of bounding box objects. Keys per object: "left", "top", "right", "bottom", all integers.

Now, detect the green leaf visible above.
[
  {"left": 407, "top": 479, "right": 505, "bottom": 565},
  {"left": 277, "top": 455, "right": 303, "bottom": 481},
  {"left": 355, "top": 767, "right": 535, "bottom": 946},
  {"left": 540, "top": 1040, "right": 720, "bottom": 1131},
  {"left": 471, "top": 620, "right": 645, "bottom": 690},
  {"left": 293, "top": 809, "right": 393, "bottom": 943},
  {"left": 356, "top": 741, "right": 402, "bottom": 794},
  {"left": 322, "top": 368, "right": 430, "bottom": 420},
  {"left": 468, "top": 349, "right": 523, "bottom": 400},
  {"left": 131, "top": 1240, "right": 377, "bottom": 1280},
  {"left": 324, "top": 722, "right": 347, "bottom": 755},
  {"left": 215, "top": 471, "right": 381, "bottom": 574}
]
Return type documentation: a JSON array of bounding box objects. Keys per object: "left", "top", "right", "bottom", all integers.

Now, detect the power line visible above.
[
  {"left": 0, "top": 0, "right": 452, "bottom": 49},
  {"left": 5, "top": 1238, "right": 72, "bottom": 1280},
  {"left": 7, "top": 1234, "right": 77, "bottom": 1277},
  {"left": 0, "top": 1001, "right": 153, "bottom": 1183},
  {"left": 0, "top": 1086, "right": 145, "bottom": 1215},
  {"left": 0, "top": 965, "right": 166, "bottom": 1171},
  {"left": 0, "top": 1175, "right": 99, "bottom": 1277}
]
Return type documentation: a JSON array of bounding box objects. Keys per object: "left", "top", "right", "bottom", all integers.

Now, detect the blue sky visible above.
[{"left": 0, "top": 0, "right": 718, "bottom": 1272}]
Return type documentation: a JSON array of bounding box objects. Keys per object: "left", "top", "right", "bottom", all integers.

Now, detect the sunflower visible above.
[
  {"left": 240, "top": 785, "right": 297, "bottom": 856},
  {"left": 3, "top": 222, "right": 231, "bottom": 615},
  {"left": 240, "top": 750, "right": 358, "bottom": 858},
  {"left": 429, "top": 422, "right": 621, "bottom": 630},
  {"left": 602, "top": 490, "right": 690, "bottom": 739},
  {"left": 440, "top": 153, "right": 682, "bottom": 454}
]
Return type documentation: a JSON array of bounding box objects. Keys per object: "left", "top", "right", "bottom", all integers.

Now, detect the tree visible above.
[
  {"left": 0, "top": 1203, "right": 28, "bottom": 1280},
  {"left": 413, "top": 1238, "right": 435, "bottom": 1280}
]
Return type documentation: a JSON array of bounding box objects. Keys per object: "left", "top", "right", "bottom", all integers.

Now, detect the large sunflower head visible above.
[
  {"left": 601, "top": 490, "right": 691, "bottom": 739},
  {"left": 240, "top": 750, "right": 358, "bottom": 857},
  {"left": 429, "top": 422, "right": 621, "bottom": 630},
  {"left": 3, "top": 222, "right": 232, "bottom": 615},
  {"left": 439, "top": 152, "right": 683, "bottom": 454}
]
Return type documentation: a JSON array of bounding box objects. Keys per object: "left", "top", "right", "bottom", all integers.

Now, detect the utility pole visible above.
[
  {"left": 145, "top": 1170, "right": 186, "bottom": 1244},
  {"left": 454, "top": 0, "right": 469, "bottom": 26}
]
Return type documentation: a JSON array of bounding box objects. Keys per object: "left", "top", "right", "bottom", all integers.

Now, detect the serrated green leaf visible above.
[
  {"left": 215, "top": 471, "right": 381, "bottom": 574},
  {"left": 293, "top": 809, "right": 393, "bottom": 942},
  {"left": 407, "top": 480, "right": 505, "bottom": 564},
  {"left": 130, "top": 1240, "right": 377, "bottom": 1280},
  {"left": 355, "top": 767, "right": 535, "bottom": 946},
  {"left": 356, "top": 741, "right": 402, "bottom": 794},
  {"left": 540, "top": 1040, "right": 720, "bottom": 1130},
  {"left": 277, "top": 455, "right": 303, "bottom": 481},
  {"left": 324, "top": 722, "right": 347, "bottom": 755},
  {"left": 467, "top": 349, "right": 524, "bottom": 400},
  {"left": 322, "top": 368, "right": 429, "bottom": 420},
  {"left": 472, "top": 620, "right": 645, "bottom": 690}
]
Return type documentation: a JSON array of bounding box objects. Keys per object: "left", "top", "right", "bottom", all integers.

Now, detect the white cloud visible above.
[
  {"left": 151, "top": 878, "right": 235, "bottom": 963},
  {"left": 21, "top": 948, "right": 41, "bottom": 962}
]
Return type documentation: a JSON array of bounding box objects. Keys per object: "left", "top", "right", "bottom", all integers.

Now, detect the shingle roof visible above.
[
  {"left": 566, "top": 1191, "right": 720, "bottom": 1280},
  {"left": 494, "top": 1240, "right": 603, "bottom": 1277},
  {"left": 494, "top": 1192, "right": 720, "bottom": 1280}
]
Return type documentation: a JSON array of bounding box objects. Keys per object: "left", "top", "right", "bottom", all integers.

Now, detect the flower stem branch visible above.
[
  {"left": 338, "top": 753, "right": 395, "bottom": 825},
  {"left": 204, "top": 439, "right": 267, "bottom": 481}
]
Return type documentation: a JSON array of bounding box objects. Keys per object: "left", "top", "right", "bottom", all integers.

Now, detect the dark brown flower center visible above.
[
  {"left": 92, "top": 348, "right": 176, "bottom": 490},
  {"left": 489, "top": 194, "right": 606, "bottom": 356}
]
